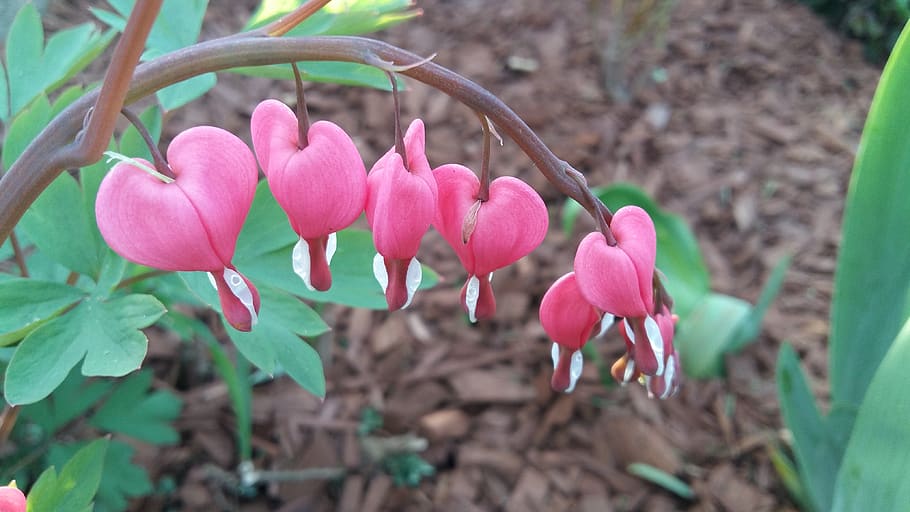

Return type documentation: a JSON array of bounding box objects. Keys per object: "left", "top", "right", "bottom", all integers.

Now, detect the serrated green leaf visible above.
[
  {"left": 235, "top": 228, "right": 439, "bottom": 309},
  {"left": 17, "top": 170, "right": 106, "bottom": 277},
  {"left": 2, "top": 92, "right": 51, "bottom": 171},
  {"left": 832, "top": 316, "right": 910, "bottom": 511},
  {"left": 673, "top": 293, "right": 750, "bottom": 378},
  {"left": 4, "top": 294, "right": 166, "bottom": 405},
  {"left": 829, "top": 20, "right": 910, "bottom": 410},
  {"left": 21, "top": 367, "right": 113, "bottom": 434},
  {"left": 27, "top": 438, "right": 108, "bottom": 512},
  {"left": 777, "top": 344, "right": 843, "bottom": 512},
  {"left": 89, "top": 369, "right": 181, "bottom": 444},
  {"left": 0, "top": 278, "right": 85, "bottom": 346},
  {"left": 93, "top": 441, "right": 153, "bottom": 512}
]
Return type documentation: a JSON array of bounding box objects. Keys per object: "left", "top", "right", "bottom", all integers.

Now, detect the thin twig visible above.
[
  {"left": 290, "top": 62, "right": 310, "bottom": 149},
  {"left": 386, "top": 71, "right": 407, "bottom": 168},
  {"left": 476, "top": 114, "right": 493, "bottom": 202},
  {"left": 9, "top": 231, "right": 28, "bottom": 277},
  {"left": 116, "top": 269, "right": 170, "bottom": 290},
  {"left": 255, "top": 0, "right": 333, "bottom": 38},
  {"left": 120, "top": 107, "right": 174, "bottom": 178}
]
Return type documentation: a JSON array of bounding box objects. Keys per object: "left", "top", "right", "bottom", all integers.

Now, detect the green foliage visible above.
[
  {"left": 88, "top": 370, "right": 182, "bottom": 445},
  {"left": 0, "top": 3, "right": 113, "bottom": 123},
  {"left": 0, "top": 279, "right": 84, "bottom": 346},
  {"left": 26, "top": 439, "right": 108, "bottom": 512},
  {"left": 800, "top": 0, "right": 909, "bottom": 61},
  {"left": 382, "top": 453, "right": 435, "bottom": 487},
  {"left": 777, "top": 20, "right": 910, "bottom": 512},
  {"left": 627, "top": 463, "right": 694, "bottom": 500},
  {"left": 358, "top": 407, "right": 384, "bottom": 436},
  {"left": 562, "top": 183, "right": 787, "bottom": 378}
]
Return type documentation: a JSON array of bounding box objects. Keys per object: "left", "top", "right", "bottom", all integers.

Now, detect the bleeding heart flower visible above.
[
  {"left": 540, "top": 272, "right": 614, "bottom": 393},
  {"left": 613, "top": 306, "right": 680, "bottom": 399},
  {"left": 0, "top": 482, "right": 26, "bottom": 512},
  {"left": 96, "top": 126, "right": 260, "bottom": 331},
  {"left": 573, "top": 205, "right": 657, "bottom": 318},
  {"left": 365, "top": 119, "right": 437, "bottom": 311},
  {"left": 433, "top": 164, "right": 548, "bottom": 322},
  {"left": 250, "top": 99, "right": 367, "bottom": 291}
]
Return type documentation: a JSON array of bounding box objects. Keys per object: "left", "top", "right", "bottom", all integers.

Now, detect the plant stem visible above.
[
  {"left": 115, "top": 269, "right": 170, "bottom": 290},
  {"left": 253, "top": 0, "right": 334, "bottom": 38},
  {"left": 0, "top": 405, "right": 19, "bottom": 447},
  {"left": 9, "top": 231, "right": 28, "bottom": 277},
  {"left": 476, "top": 114, "right": 493, "bottom": 202},
  {"left": 120, "top": 107, "right": 174, "bottom": 179},
  {"left": 386, "top": 71, "right": 408, "bottom": 169},
  {"left": 290, "top": 62, "right": 311, "bottom": 149},
  {"left": 0, "top": 36, "right": 610, "bottom": 243}
]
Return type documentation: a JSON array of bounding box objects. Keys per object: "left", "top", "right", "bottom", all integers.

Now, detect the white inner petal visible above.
[
  {"left": 488, "top": 272, "right": 493, "bottom": 282},
  {"left": 550, "top": 342, "right": 560, "bottom": 370},
  {"left": 597, "top": 312, "right": 615, "bottom": 338},
  {"left": 464, "top": 275, "right": 481, "bottom": 323},
  {"left": 623, "top": 357, "right": 636, "bottom": 384},
  {"left": 645, "top": 376, "right": 655, "bottom": 399},
  {"left": 624, "top": 318, "right": 636, "bottom": 344},
  {"left": 326, "top": 232, "right": 337, "bottom": 264},
  {"left": 207, "top": 272, "right": 218, "bottom": 291},
  {"left": 223, "top": 267, "right": 258, "bottom": 327},
  {"left": 661, "top": 354, "right": 676, "bottom": 399},
  {"left": 372, "top": 253, "right": 388, "bottom": 293},
  {"left": 644, "top": 315, "right": 665, "bottom": 376},
  {"left": 402, "top": 257, "right": 423, "bottom": 309},
  {"left": 566, "top": 349, "right": 584, "bottom": 393},
  {"left": 292, "top": 238, "right": 315, "bottom": 291}
]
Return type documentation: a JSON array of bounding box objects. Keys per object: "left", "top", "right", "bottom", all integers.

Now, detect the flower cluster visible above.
[
  {"left": 540, "top": 206, "right": 680, "bottom": 398},
  {"left": 95, "top": 98, "right": 548, "bottom": 329}
]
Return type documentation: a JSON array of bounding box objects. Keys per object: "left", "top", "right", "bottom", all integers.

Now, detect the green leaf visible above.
[
  {"left": 21, "top": 367, "right": 113, "bottom": 434},
  {"left": 89, "top": 369, "right": 182, "bottom": 444},
  {"left": 234, "top": 181, "right": 298, "bottom": 260},
  {"left": 829, "top": 20, "right": 910, "bottom": 409},
  {"left": 27, "top": 438, "right": 108, "bottom": 512},
  {"left": 777, "top": 344, "right": 844, "bottom": 512},
  {"left": 47, "top": 441, "right": 153, "bottom": 512},
  {"left": 2, "top": 93, "right": 51, "bottom": 171},
  {"left": 230, "top": 61, "right": 401, "bottom": 91},
  {"left": 156, "top": 72, "right": 216, "bottom": 111},
  {"left": 768, "top": 444, "right": 812, "bottom": 511},
  {"left": 49, "top": 85, "right": 86, "bottom": 118},
  {"left": 672, "top": 293, "right": 750, "bottom": 378},
  {"left": 244, "top": 0, "right": 419, "bottom": 35},
  {"left": 3, "top": 3, "right": 112, "bottom": 121},
  {"left": 726, "top": 255, "right": 791, "bottom": 352},
  {"left": 627, "top": 463, "right": 694, "bottom": 500},
  {"left": 0, "top": 278, "right": 85, "bottom": 346},
  {"left": 832, "top": 316, "right": 910, "bottom": 511},
  {"left": 4, "top": 294, "right": 166, "bottom": 405},
  {"left": 236, "top": 228, "right": 439, "bottom": 309},
  {"left": 17, "top": 170, "right": 106, "bottom": 278},
  {"left": 564, "top": 183, "right": 710, "bottom": 318}
]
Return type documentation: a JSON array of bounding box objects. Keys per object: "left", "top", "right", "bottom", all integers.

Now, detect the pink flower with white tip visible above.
[
  {"left": 539, "top": 272, "right": 614, "bottom": 393},
  {"left": 250, "top": 99, "right": 367, "bottom": 292},
  {"left": 433, "top": 163, "right": 548, "bottom": 322},
  {"left": 95, "top": 126, "right": 260, "bottom": 331},
  {"left": 365, "top": 119, "right": 437, "bottom": 311}
]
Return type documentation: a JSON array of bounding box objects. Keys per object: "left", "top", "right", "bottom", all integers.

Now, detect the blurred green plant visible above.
[
  {"left": 563, "top": 183, "right": 788, "bottom": 379},
  {"left": 776, "top": 19, "right": 910, "bottom": 512},
  {"left": 800, "top": 0, "right": 909, "bottom": 61}
]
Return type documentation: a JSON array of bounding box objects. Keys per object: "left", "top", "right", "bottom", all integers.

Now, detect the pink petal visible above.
[
  {"left": 167, "top": 126, "right": 258, "bottom": 265},
  {"left": 432, "top": 163, "right": 479, "bottom": 269},
  {"left": 0, "top": 485, "right": 26, "bottom": 512},
  {"left": 268, "top": 120, "right": 367, "bottom": 239},
  {"left": 96, "top": 159, "right": 224, "bottom": 271},
  {"left": 366, "top": 152, "right": 435, "bottom": 260},
  {"left": 470, "top": 176, "right": 548, "bottom": 276},
  {"left": 250, "top": 99, "right": 298, "bottom": 176},
  {"left": 611, "top": 206, "right": 657, "bottom": 311},
  {"left": 574, "top": 232, "right": 649, "bottom": 318},
  {"left": 540, "top": 272, "right": 601, "bottom": 351},
  {"left": 212, "top": 267, "right": 261, "bottom": 332}
]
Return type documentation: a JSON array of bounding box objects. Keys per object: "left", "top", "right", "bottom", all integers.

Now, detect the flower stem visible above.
[
  {"left": 290, "top": 62, "right": 311, "bottom": 149},
  {"left": 9, "top": 231, "right": 28, "bottom": 277},
  {"left": 476, "top": 114, "right": 493, "bottom": 202},
  {"left": 386, "top": 71, "right": 408, "bottom": 169},
  {"left": 120, "top": 107, "right": 174, "bottom": 179}
]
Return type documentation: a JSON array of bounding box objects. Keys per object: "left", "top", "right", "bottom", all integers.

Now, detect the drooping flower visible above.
[
  {"left": 540, "top": 272, "right": 614, "bottom": 393},
  {"left": 365, "top": 119, "right": 437, "bottom": 311},
  {"left": 613, "top": 306, "right": 681, "bottom": 399},
  {"left": 96, "top": 126, "right": 260, "bottom": 331},
  {"left": 433, "top": 164, "right": 548, "bottom": 321},
  {"left": 0, "top": 481, "right": 26, "bottom": 512},
  {"left": 250, "top": 99, "right": 367, "bottom": 291}
]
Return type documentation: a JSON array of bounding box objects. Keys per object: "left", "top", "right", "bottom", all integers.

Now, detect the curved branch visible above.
[{"left": 0, "top": 35, "right": 597, "bottom": 242}]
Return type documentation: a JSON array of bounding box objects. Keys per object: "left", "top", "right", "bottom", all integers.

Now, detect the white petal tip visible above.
[
  {"left": 464, "top": 275, "right": 481, "bottom": 323},
  {"left": 402, "top": 257, "right": 422, "bottom": 309},
  {"left": 566, "top": 350, "right": 584, "bottom": 393},
  {"left": 292, "top": 238, "right": 315, "bottom": 291},
  {"left": 223, "top": 267, "right": 258, "bottom": 327},
  {"left": 372, "top": 253, "right": 388, "bottom": 293}
]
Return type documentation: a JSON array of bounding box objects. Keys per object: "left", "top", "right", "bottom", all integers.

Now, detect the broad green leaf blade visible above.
[
  {"left": 832, "top": 317, "right": 910, "bottom": 511},
  {"left": 564, "top": 183, "right": 710, "bottom": 318},
  {"left": 156, "top": 72, "right": 216, "bottom": 111},
  {"left": 4, "top": 294, "right": 166, "bottom": 405},
  {"left": 27, "top": 439, "right": 108, "bottom": 512},
  {"left": 235, "top": 228, "right": 439, "bottom": 309},
  {"left": 21, "top": 367, "right": 113, "bottom": 433},
  {"left": 89, "top": 370, "right": 182, "bottom": 444},
  {"left": 4, "top": 2, "right": 43, "bottom": 117},
  {"left": 2, "top": 93, "right": 51, "bottom": 171},
  {"left": 229, "top": 61, "right": 399, "bottom": 91},
  {"left": 829, "top": 21, "right": 910, "bottom": 408},
  {"left": 0, "top": 278, "right": 85, "bottom": 346},
  {"left": 234, "top": 181, "right": 297, "bottom": 260},
  {"left": 0, "top": 64, "right": 9, "bottom": 121},
  {"left": 244, "top": 0, "right": 419, "bottom": 35},
  {"left": 18, "top": 170, "right": 106, "bottom": 277},
  {"left": 225, "top": 287, "right": 329, "bottom": 398},
  {"left": 672, "top": 293, "right": 750, "bottom": 378},
  {"left": 777, "top": 344, "right": 842, "bottom": 512}
]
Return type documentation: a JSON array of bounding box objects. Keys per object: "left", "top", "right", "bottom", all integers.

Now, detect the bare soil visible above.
[{"left": 46, "top": 0, "right": 880, "bottom": 510}]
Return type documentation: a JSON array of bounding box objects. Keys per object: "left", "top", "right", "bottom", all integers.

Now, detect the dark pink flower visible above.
[
  {"left": 365, "top": 119, "right": 437, "bottom": 310},
  {"left": 250, "top": 99, "right": 367, "bottom": 291},
  {"left": 96, "top": 126, "right": 260, "bottom": 331},
  {"left": 433, "top": 164, "right": 548, "bottom": 321}
]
